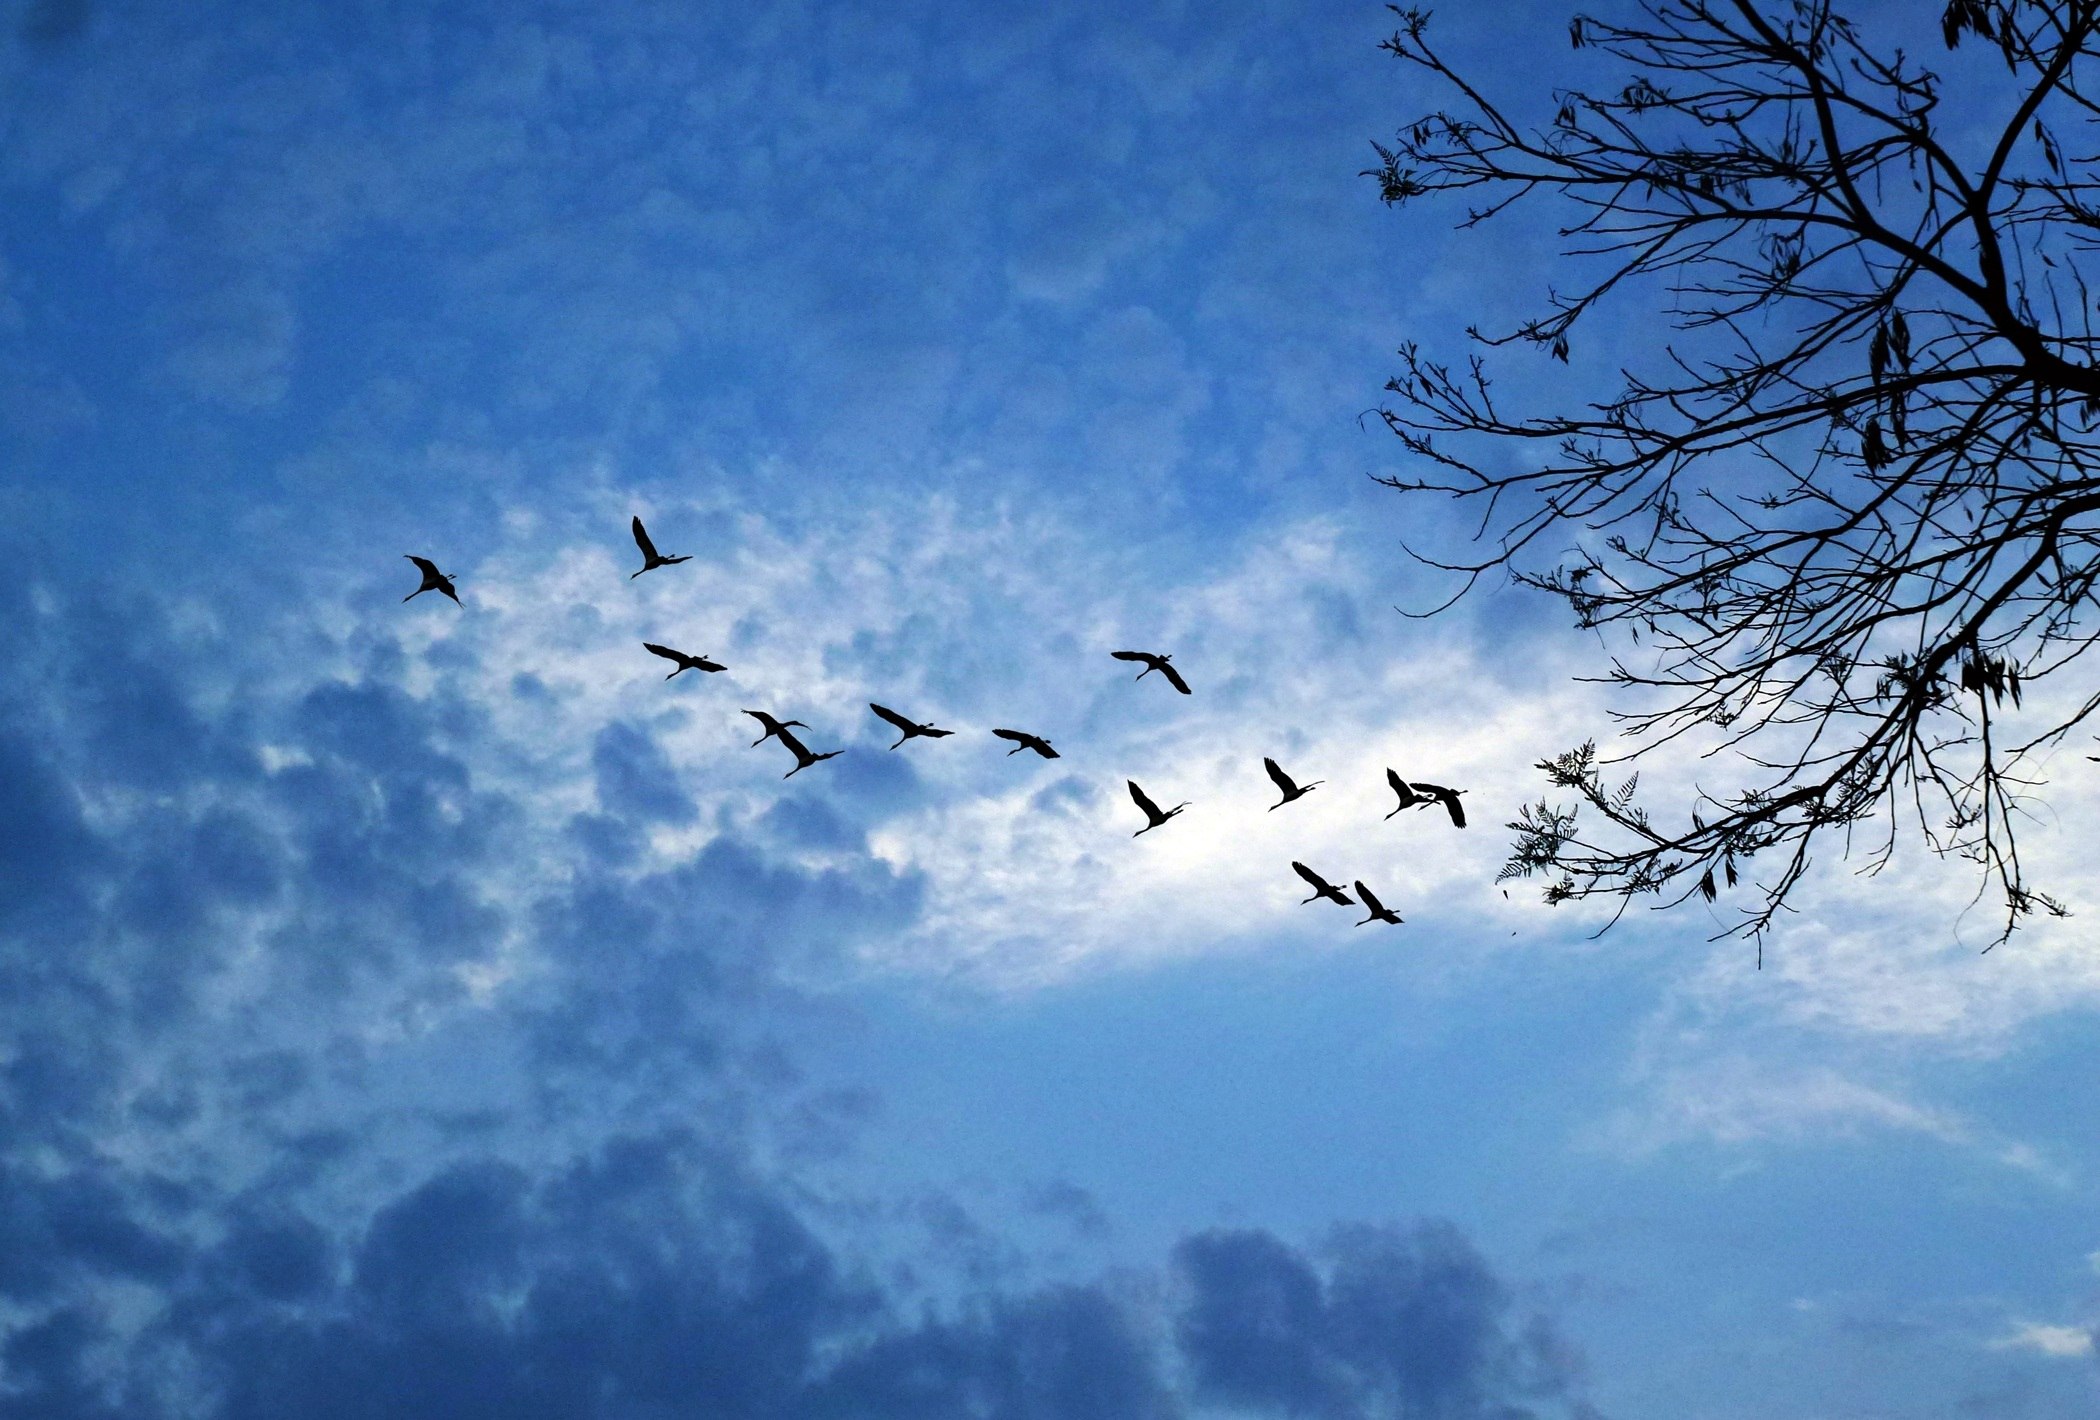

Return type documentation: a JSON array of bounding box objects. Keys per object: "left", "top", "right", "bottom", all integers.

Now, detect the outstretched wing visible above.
[
  {"left": 1158, "top": 662, "right": 1192, "bottom": 695},
  {"left": 1354, "top": 881, "right": 1388, "bottom": 916},
  {"left": 405, "top": 555, "right": 440, "bottom": 578},
  {"left": 1264, "top": 758, "right": 1295, "bottom": 795},
  {"left": 869, "top": 703, "right": 915, "bottom": 732},
  {"left": 643, "top": 642, "right": 686, "bottom": 664},
  {"left": 1385, "top": 767, "right": 1414, "bottom": 802},
  {"left": 1110, "top": 650, "right": 1152, "bottom": 664},
  {"left": 1291, "top": 861, "right": 1330, "bottom": 893},
  {"left": 995, "top": 728, "right": 1056, "bottom": 758},
  {"left": 632, "top": 516, "right": 659, "bottom": 561},
  {"left": 1415, "top": 785, "right": 1465, "bottom": 828},
  {"left": 1128, "top": 780, "right": 1162, "bottom": 818}
]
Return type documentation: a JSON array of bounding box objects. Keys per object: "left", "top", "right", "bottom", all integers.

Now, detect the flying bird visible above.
[
  {"left": 1291, "top": 862, "right": 1353, "bottom": 907},
  {"left": 774, "top": 725, "right": 844, "bottom": 779},
  {"left": 403, "top": 556, "right": 460, "bottom": 605},
  {"left": 1410, "top": 781, "right": 1467, "bottom": 828},
  {"left": 1384, "top": 769, "right": 1423, "bottom": 819},
  {"left": 992, "top": 728, "right": 1059, "bottom": 759},
  {"left": 869, "top": 703, "right": 953, "bottom": 750},
  {"left": 1110, "top": 650, "right": 1192, "bottom": 695},
  {"left": 1263, "top": 758, "right": 1322, "bottom": 810},
  {"left": 743, "top": 710, "right": 808, "bottom": 747},
  {"left": 643, "top": 643, "right": 726, "bottom": 678},
  {"left": 1127, "top": 780, "right": 1188, "bottom": 836},
  {"left": 1353, "top": 881, "right": 1404, "bottom": 926},
  {"left": 629, "top": 516, "right": 692, "bottom": 578}
]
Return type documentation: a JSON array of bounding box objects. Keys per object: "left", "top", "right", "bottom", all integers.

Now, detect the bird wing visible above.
[
  {"left": 1158, "top": 662, "right": 1192, "bottom": 695},
  {"left": 1110, "top": 650, "right": 1152, "bottom": 664},
  {"left": 406, "top": 555, "right": 440, "bottom": 578},
  {"left": 1386, "top": 767, "right": 1412, "bottom": 800},
  {"left": 632, "top": 516, "right": 659, "bottom": 560},
  {"left": 1291, "top": 861, "right": 1329, "bottom": 892},
  {"left": 1445, "top": 797, "right": 1466, "bottom": 828},
  {"left": 869, "top": 703, "right": 915, "bottom": 732},
  {"left": 1128, "top": 780, "right": 1162, "bottom": 818},
  {"left": 1354, "top": 881, "right": 1386, "bottom": 915},
  {"left": 643, "top": 642, "right": 685, "bottom": 664},
  {"left": 1264, "top": 758, "right": 1295, "bottom": 794},
  {"left": 992, "top": 728, "right": 1024, "bottom": 744}
]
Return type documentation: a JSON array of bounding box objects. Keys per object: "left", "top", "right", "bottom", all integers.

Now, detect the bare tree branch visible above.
[{"left": 1369, "top": 0, "right": 2100, "bottom": 948}]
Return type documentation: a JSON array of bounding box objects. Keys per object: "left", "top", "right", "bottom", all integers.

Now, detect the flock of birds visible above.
[{"left": 404, "top": 516, "right": 1470, "bottom": 929}]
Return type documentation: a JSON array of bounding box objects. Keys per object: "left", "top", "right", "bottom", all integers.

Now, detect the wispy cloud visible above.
[{"left": 1989, "top": 1321, "right": 2096, "bottom": 1359}]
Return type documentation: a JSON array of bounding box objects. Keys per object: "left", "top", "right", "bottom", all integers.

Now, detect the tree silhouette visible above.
[{"left": 1366, "top": 0, "right": 2100, "bottom": 948}]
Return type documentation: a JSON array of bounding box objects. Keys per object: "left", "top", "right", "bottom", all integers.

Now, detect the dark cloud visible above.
[
  {"left": 1026, "top": 1179, "right": 1112, "bottom": 1239},
  {"left": 1175, "top": 1224, "right": 1596, "bottom": 1420},
  {"left": 592, "top": 720, "right": 695, "bottom": 825},
  {"left": 0, "top": 1132, "right": 1596, "bottom": 1420},
  {"left": 19, "top": 0, "right": 90, "bottom": 47},
  {"left": 814, "top": 1282, "right": 1176, "bottom": 1420}
]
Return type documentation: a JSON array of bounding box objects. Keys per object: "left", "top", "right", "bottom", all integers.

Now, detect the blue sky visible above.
[{"left": 3, "top": 1, "right": 2097, "bottom": 1416}]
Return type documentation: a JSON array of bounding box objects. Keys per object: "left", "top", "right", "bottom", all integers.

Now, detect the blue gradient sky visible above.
[{"left": 3, "top": 1, "right": 2096, "bottom": 1416}]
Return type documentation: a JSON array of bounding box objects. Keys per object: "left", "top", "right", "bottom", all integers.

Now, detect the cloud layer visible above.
[{"left": 0, "top": 560, "right": 1600, "bottom": 1417}]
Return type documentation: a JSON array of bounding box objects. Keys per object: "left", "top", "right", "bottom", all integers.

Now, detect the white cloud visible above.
[
  {"left": 1595, "top": 1056, "right": 1973, "bottom": 1155},
  {"left": 1988, "top": 1322, "right": 2095, "bottom": 1359},
  {"left": 379, "top": 486, "right": 1601, "bottom": 990}
]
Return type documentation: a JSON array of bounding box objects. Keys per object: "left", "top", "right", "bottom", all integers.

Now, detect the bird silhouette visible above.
[
  {"left": 744, "top": 710, "right": 809, "bottom": 747},
  {"left": 1264, "top": 758, "right": 1322, "bottom": 810},
  {"left": 773, "top": 725, "right": 844, "bottom": 779},
  {"left": 403, "top": 556, "right": 460, "bottom": 605},
  {"left": 1110, "top": 650, "right": 1192, "bottom": 695},
  {"left": 1353, "top": 881, "right": 1404, "bottom": 926},
  {"left": 1384, "top": 769, "right": 1423, "bottom": 819},
  {"left": 869, "top": 703, "right": 953, "bottom": 749},
  {"left": 1127, "top": 780, "right": 1188, "bottom": 836},
  {"left": 643, "top": 643, "right": 726, "bottom": 678},
  {"left": 1291, "top": 861, "right": 1353, "bottom": 907},
  {"left": 992, "top": 728, "right": 1059, "bottom": 759},
  {"left": 630, "top": 516, "right": 692, "bottom": 578},
  {"left": 1410, "top": 782, "right": 1467, "bottom": 828}
]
